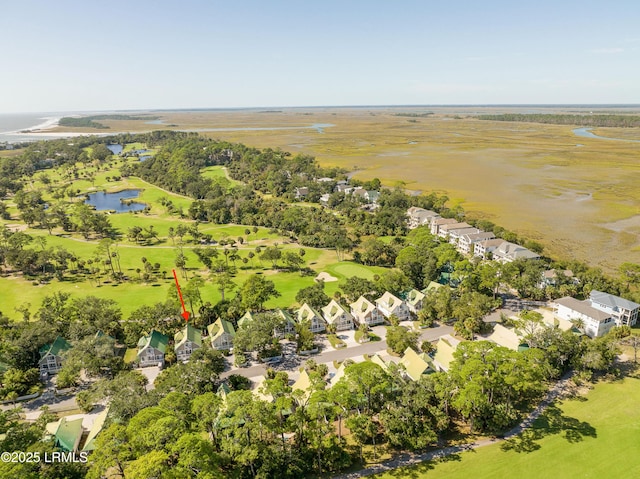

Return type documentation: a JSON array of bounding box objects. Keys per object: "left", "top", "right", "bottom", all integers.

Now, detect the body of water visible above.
[
  {"left": 572, "top": 127, "right": 640, "bottom": 143},
  {"left": 106, "top": 144, "right": 123, "bottom": 155},
  {"left": 85, "top": 190, "right": 146, "bottom": 213},
  {"left": 0, "top": 113, "right": 64, "bottom": 143}
]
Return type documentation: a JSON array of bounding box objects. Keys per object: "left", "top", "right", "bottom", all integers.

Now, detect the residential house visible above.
[
  {"left": 319, "top": 193, "right": 331, "bottom": 206},
  {"left": 294, "top": 187, "right": 309, "bottom": 199},
  {"left": 370, "top": 353, "right": 391, "bottom": 372},
  {"left": 399, "top": 347, "right": 433, "bottom": 381},
  {"left": 406, "top": 207, "right": 440, "bottom": 229},
  {"left": 336, "top": 184, "right": 351, "bottom": 193},
  {"left": 45, "top": 417, "right": 83, "bottom": 452},
  {"left": 174, "top": 323, "right": 202, "bottom": 362},
  {"left": 321, "top": 299, "right": 355, "bottom": 331},
  {"left": 350, "top": 296, "right": 384, "bottom": 326},
  {"left": 540, "top": 269, "right": 576, "bottom": 288},
  {"left": 492, "top": 241, "right": 540, "bottom": 263},
  {"left": 458, "top": 231, "right": 496, "bottom": 255},
  {"left": 486, "top": 324, "right": 529, "bottom": 351},
  {"left": 430, "top": 217, "right": 460, "bottom": 236},
  {"left": 376, "top": 291, "right": 411, "bottom": 322},
  {"left": 473, "top": 238, "right": 506, "bottom": 260},
  {"left": 208, "top": 319, "right": 236, "bottom": 350},
  {"left": 38, "top": 337, "right": 72, "bottom": 374},
  {"left": 316, "top": 177, "right": 334, "bottom": 183},
  {"left": 238, "top": 311, "right": 255, "bottom": 328},
  {"left": 405, "top": 288, "right": 425, "bottom": 314},
  {"left": 436, "top": 222, "right": 473, "bottom": 240},
  {"left": 292, "top": 369, "right": 312, "bottom": 401},
  {"left": 448, "top": 227, "right": 482, "bottom": 248},
  {"left": 137, "top": 330, "right": 169, "bottom": 367},
  {"left": 365, "top": 190, "right": 380, "bottom": 204},
  {"left": 296, "top": 303, "right": 326, "bottom": 333},
  {"left": 422, "top": 281, "right": 445, "bottom": 294},
  {"left": 351, "top": 187, "right": 368, "bottom": 201},
  {"left": 535, "top": 307, "right": 576, "bottom": 332},
  {"left": 589, "top": 290, "right": 640, "bottom": 327},
  {"left": 554, "top": 297, "right": 615, "bottom": 338},
  {"left": 275, "top": 308, "right": 297, "bottom": 336},
  {"left": 433, "top": 335, "right": 460, "bottom": 372},
  {"left": 329, "top": 361, "right": 347, "bottom": 388}
]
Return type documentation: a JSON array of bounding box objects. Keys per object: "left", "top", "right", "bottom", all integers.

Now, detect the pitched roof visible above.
[
  {"left": 555, "top": 297, "right": 612, "bottom": 322},
  {"left": 423, "top": 281, "right": 444, "bottom": 293},
  {"left": 400, "top": 347, "right": 432, "bottom": 381},
  {"left": 350, "top": 296, "right": 376, "bottom": 315},
  {"left": 590, "top": 290, "right": 640, "bottom": 312},
  {"left": 486, "top": 324, "right": 525, "bottom": 351},
  {"left": 376, "top": 291, "right": 404, "bottom": 311},
  {"left": 321, "top": 299, "right": 352, "bottom": 324},
  {"left": 405, "top": 288, "right": 425, "bottom": 306},
  {"left": 370, "top": 353, "right": 390, "bottom": 371},
  {"left": 174, "top": 323, "right": 202, "bottom": 350},
  {"left": 297, "top": 303, "right": 322, "bottom": 322},
  {"left": 39, "top": 337, "right": 72, "bottom": 358},
  {"left": 292, "top": 369, "right": 312, "bottom": 397},
  {"left": 433, "top": 335, "right": 459, "bottom": 371},
  {"left": 461, "top": 231, "right": 495, "bottom": 242},
  {"left": 238, "top": 311, "right": 255, "bottom": 328},
  {"left": 431, "top": 218, "right": 459, "bottom": 226},
  {"left": 207, "top": 319, "right": 236, "bottom": 341},
  {"left": 82, "top": 407, "right": 109, "bottom": 451},
  {"left": 54, "top": 417, "right": 83, "bottom": 452},
  {"left": 137, "top": 330, "right": 169, "bottom": 356}
]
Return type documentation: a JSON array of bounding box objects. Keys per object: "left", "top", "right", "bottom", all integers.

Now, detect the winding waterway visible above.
[{"left": 572, "top": 127, "right": 640, "bottom": 143}]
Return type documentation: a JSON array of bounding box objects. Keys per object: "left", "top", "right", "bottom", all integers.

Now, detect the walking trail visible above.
[{"left": 333, "top": 372, "right": 574, "bottom": 479}]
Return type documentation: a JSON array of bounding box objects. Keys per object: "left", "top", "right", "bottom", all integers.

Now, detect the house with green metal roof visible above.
[
  {"left": 208, "top": 319, "right": 235, "bottom": 350},
  {"left": 38, "top": 337, "right": 72, "bottom": 374},
  {"left": 46, "top": 417, "right": 83, "bottom": 452},
  {"left": 137, "top": 330, "right": 169, "bottom": 367},
  {"left": 174, "top": 323, "right": 202, "bottom": 362}
]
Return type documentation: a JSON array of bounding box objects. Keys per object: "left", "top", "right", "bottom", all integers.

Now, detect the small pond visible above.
[
  {"left": 106, "top": 144, "right": 123, "bottom": 155},
  {"left": 85, "top": 190, "right": 146, "bottom": 213}
]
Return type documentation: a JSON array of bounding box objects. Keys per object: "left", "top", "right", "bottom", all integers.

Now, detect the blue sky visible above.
[{"left": 1, "top": 0, "right": 639, "bottom": 112}]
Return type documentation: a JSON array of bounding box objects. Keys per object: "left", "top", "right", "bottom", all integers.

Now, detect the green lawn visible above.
[
  {"left": 375, "top": 373, "right": 640, "bottom": 479},
  {"left": 200, "top": 165, "right": 241, "bottom": 187}
]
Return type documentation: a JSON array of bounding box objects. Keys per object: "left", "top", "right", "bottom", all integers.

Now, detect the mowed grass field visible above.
[{"left": 374, "top": 372, "right": 640, "bottom": 479}]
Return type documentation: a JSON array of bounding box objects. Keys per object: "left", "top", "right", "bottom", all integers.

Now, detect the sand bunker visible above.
[{"left": 315, "top": 272, "right": 338, "bottom": 282}]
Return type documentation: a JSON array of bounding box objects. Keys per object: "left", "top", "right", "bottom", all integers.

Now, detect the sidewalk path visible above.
[{"left": 332, "top": 372, "right": 574, "bottom": 479}]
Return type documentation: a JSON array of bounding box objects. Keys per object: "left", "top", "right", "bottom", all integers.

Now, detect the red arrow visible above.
[{"left": 172, "top": 269, "right": 191, "bottom": 321}]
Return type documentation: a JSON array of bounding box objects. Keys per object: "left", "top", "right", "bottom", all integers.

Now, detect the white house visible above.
[
  {"left": 430, "top": 218, "right": 459, "bottom": 236},
  {"left": 38, "top": 337, "right": 72, "bottom": 374},
  {"left": 437, "top": 222, "right": 472, "bottom": 240},
  {"left": 174, "top": 323, "right": 202, "bottom": 362},
  {"left": 350, "top": 296, "right": 384, "bottom": 326},
  {"left": 137, "top": 330, "right": 169, "bottom": 367},
  {"left": 297, "top": 303, "right": 326, "bottom": 333},
  {"left": 405, "top": 288, "right": 426, "bottom": 314},
  {"left": 321, "top": 300, "right": 355, "bottom": 331},
  {"left": 458, "top": 231, "right": 496, "bottom": 255},
  {"left": 589, "top": 290, "right": 640, "bottom": 327},
  {"left": 473, "top": 238, "right": 506, "bottom": 259},
  {"left": 554, "top": 297, "right": 615, "bottom": 338},
  {"left": 376, "top": 291, "right": 411, "bottom": 321},
  {"left": 406, "top": 207, "right": 440, "bottom": 229},
  {"left": 492, "top": 241, "right": 540, "bottom": 263},
  {"left": 208, "top": 319, "right": 236, "bottom": 350}
]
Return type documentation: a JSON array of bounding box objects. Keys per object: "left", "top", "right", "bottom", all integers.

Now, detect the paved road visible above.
[
  {"left": 221, "top": 323, "right": 454, "bottom": 380},
  {"left": 332, "top": 371, "right": 574, "bottom": 479}
]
